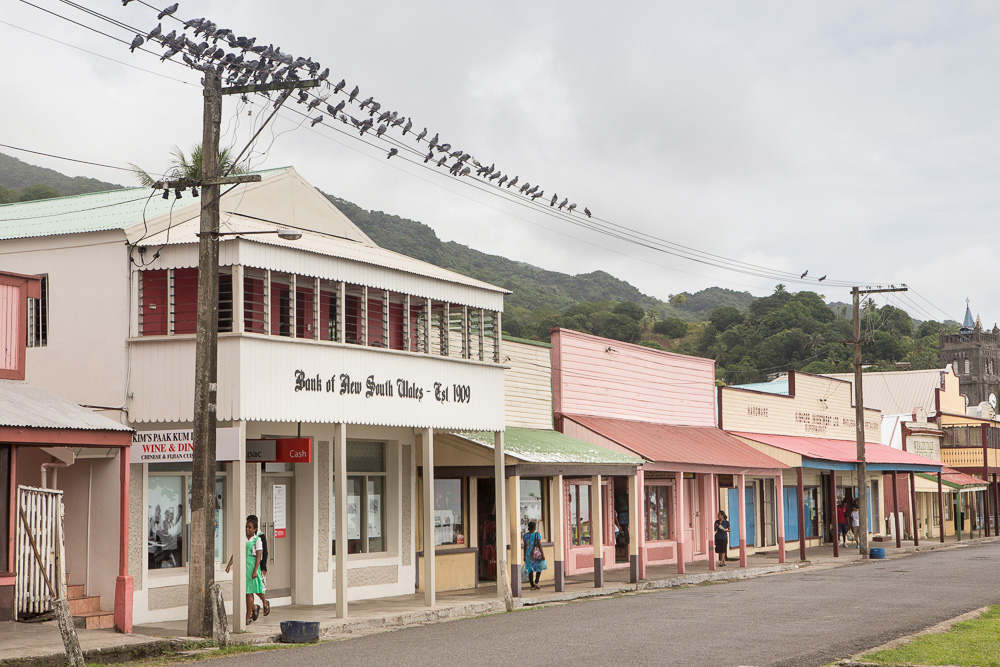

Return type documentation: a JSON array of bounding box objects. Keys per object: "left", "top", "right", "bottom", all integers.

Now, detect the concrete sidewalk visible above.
[{"left": 3, "top": 534, "right": 996, "bottom": 664}]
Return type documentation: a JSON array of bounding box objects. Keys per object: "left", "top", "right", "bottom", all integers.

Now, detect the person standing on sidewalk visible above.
[
  {"left": 522, "top": 521, "right": 547, "bottom": 589},
  {"left": 714, "top": 511, "right": 730, "bottom": 566},
  {"left": 850, "top": 504, "right": 862, "bottom": 549},
  {"left": 226, "top": 515, "right": 270, "bottom": 624},
  {"left": 837, "top": 500, "right": 849, "bottom": 546}
]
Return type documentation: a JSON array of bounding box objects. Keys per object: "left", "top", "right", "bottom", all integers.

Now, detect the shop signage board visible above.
[
  {"left": 238, "top": 338, "right": 505, "bottom": 430},
  {"left": 909, "top": 436, "right": 941, "bottom": 462},
  {"left": 273, "top": 484, "right": 286, "bottom": 538},
  {"left": 247, "top": 438, "right": 312, "bottom": 463},
  {"left": 131, "top": 427, "right": 241, "bottom": 464}
]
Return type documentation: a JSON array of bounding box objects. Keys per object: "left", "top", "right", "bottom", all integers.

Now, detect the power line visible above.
[
  {"left": 0, "top": 193, "right": 154, "bottom": 222},
  {"left": 0, "top": 142, "right": 140, "bottom": 173}
]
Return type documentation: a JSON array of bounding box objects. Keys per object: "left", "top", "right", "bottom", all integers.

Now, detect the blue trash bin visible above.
[{"left": 869, "top": 547, "right": 886, "bottom": 559}]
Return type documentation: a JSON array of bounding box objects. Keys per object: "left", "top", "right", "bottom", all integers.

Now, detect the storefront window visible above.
[
  {"left": 519, "top": 478, "right": 546, "bottom": 539},
  {"left": 434, "top": 478, "right": 465, "bottom": 546},
  {"left": 148, "top": 469, "right": 226, "bottom": 570},
  {"left": 332, "top": 442, "right": 388, "bottom": 555},
  {"left": 569, "top": 483, "right": 591, "bottom": 546},
  {"left": 645, "top": 485, "right": 671, "bottom": 542}
]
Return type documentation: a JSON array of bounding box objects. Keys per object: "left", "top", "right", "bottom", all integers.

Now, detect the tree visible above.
[
  {"left": 592, "top": 312, "right": 640, "bottom": 342},
  {"left": 17, "top": 184, "right": 60, "bottom": 202},
  {"left": 917, "top": 320, "right": 943, "bottom": 338},
  {"left": 612, "top": 301, "right": 644, "bottom": 322},
  {"left": 132, "top": 144, "right": 247, "bottom": 186},
  {"left": 639, "top": 340, "right": 665, "bottom": 350},
  {"left": 654, "top": 317, "right": 688, "bottom": 338},
  {"left": 709, "top": 306, "right": 744, "bottom": 331}
]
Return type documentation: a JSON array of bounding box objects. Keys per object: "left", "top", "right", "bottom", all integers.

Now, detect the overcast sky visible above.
[{"left": 5, "top": 1, "right": 1000, "bottom": 323}]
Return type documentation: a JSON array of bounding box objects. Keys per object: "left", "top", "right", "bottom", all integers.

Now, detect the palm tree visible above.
[{"left": 132, "top": 144, "right": 247, "bottom": 186}]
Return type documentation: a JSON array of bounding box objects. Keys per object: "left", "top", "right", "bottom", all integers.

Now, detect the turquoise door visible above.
[
  {"left": 728, "top": 487, "right": 756, "bottom": 547},
  {"left": 784, "top": 486, "right": 799, "bottom": 541}
]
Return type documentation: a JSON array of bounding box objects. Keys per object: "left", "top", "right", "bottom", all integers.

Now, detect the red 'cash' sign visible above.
[{"left": 246, "top": 438, "right": 312, "bottom": 463}]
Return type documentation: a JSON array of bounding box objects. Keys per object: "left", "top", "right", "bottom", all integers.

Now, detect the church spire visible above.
[{"left": 961, "top": 298, "right": 975, "bottom": 333}]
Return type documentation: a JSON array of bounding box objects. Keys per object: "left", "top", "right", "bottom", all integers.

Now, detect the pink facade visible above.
[{"left": 551, "top": 328, "right": 716, "bottom": 427}]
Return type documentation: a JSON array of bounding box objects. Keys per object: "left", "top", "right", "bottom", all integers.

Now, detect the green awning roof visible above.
[{"left": 453, "top": 427, "right": 642, "bottom": 465}]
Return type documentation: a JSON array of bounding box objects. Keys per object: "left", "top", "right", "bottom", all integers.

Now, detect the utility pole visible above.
[
  {"left": 170, "top": 71, "right": 320, "bottom": 637},
  {"left": 851, "top": 284, "right": 907, "bottom": 561}
]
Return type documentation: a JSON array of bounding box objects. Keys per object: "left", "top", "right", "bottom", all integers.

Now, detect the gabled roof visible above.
[
  {"left": 453, "top": 427, "right": 641, "bottom": 464},
  {"left": 0, "top": 380, "right": 131, "bottom": 432},
  {"left": 565, "top": 415, "right": 786, "bottom": 470},
  {"left": 0, "top": 167, "right": 289, "bottom": 241},
  {"left": 823, "top": 369, "right": 948, "bottom": 415}
]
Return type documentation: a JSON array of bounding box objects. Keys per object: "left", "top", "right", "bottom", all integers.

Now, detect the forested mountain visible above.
[
  {"left": 0, "top": 152, "right": 120, "bottom": 202},
  {"left": 0, "top": 152, "right": 954, "bottom": 383}
]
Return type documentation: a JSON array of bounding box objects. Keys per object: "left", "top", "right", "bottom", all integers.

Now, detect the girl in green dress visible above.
[{"left": 227, "top": 515, "right": 270, "bottom": 624}]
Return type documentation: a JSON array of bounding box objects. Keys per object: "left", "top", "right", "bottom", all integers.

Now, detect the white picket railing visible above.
[{"left": 15, "top": 485, "right": 63, "bottom": 619}]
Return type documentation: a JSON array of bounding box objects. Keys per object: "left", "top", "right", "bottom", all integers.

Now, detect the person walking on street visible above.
[
  {"left": 851, "top": 504, "right": 862, "bottom": 549},
  {"left": 226, "top": 515, "right": 270, "bottom": 624},
  {"left": 522, "top": 520, "right": 547, "bottom": 590},
  {"left": 714, "top": 511, "right": 730, "bottom": 566},
  {"left": 837, "top": 500, "right": 849, "bottom": 547}
]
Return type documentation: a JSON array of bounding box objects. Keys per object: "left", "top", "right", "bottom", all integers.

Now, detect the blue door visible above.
[
  {"left": 728, "top": 488, "right": 739, "bottom": 548},
  {"left": 728, "top": 487, "right": 756, "bottom": 547},
  {"left": 784, "top": 486, "right": 799, "bottom": 541}
]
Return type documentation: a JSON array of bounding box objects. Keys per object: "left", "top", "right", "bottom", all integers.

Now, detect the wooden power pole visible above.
[
  {"left": 177, "top": 71, "right": 319, "bottom": 637},
  {"left": 851, "top": 284, "right": 907, "bottom": 561}
]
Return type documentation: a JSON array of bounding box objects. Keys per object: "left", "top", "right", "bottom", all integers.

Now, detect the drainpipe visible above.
[{"left": 41, "top": 461, "right": 70, "bottom": 489}]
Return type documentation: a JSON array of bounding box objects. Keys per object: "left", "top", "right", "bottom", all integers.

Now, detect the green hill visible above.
[{"left": 0, "top": 152, "right": 121, "bottom": 203}]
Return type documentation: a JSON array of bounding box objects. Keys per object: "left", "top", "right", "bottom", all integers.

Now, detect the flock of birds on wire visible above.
[{"left": 123, "top": 1, "right": 593, "bottom": 217}]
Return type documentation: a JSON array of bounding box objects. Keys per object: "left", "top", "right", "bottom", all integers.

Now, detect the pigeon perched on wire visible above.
[
  {"left": 129, "top": 34, "right": 145, "bottom": 52},
  {"left": 818, "top": 275, "right": 827, "bottom": 281},
  {"left": 332, "top": 79, "right": 346, "bottom": 94},
  {"left": 507, "top": 175, "right": 518, "bottom": 189},
  {"left": 147, "top": 23, "right": 162, "bottom": 40},
  {"left": 122, "top": 0, "right": 135, "bottom": 5},
  {"left": 160, "top": 45, "right": 181, "bottom": 60},
  {"left": 460, "top": 166, "right": 471, "bottom": 177},
  {"left": 376, "top": 123, "right": 388, "bottom": 138},
  {"left": 437, "top": 155, "right": 448, "bottom": 167},
  {"left": 558, "top": 198, "right": 568, "bottom": 210},
  {"left": 387, "top": 148, "right": 398, "bottom": 159},
  {"left": 584, "top": 207, "right": 591, "bottom": 217},
  {"left": 532, "top": 190, "right": 544, "bottom": 200},
  {"left": 157, "top": 3, "right": 179, "bottom": 20},
  {"left": 307, "top": 97, "right": 321, "bottom": 111},
  {"left": 392, "top": 116, "right": 405, "bottom": 128},
  {"left": 348, "top": 86, "right": 359, "bottom": 103},
  {"left": 497, "top": 175, "right": 508, "bottom": 187},
  {"left": 402, "top": 118, "right": 412, "bottom": 135},
  {"left": 327, "top": 100, "right": 345, "bottom": 116},
  {"left": 428, "top": 133, "right": 439, "bottom": 150},
  {"left": 359, "top": 96, "right": 373, "bottom": 109},
  {"left": 310, "top": 115, "right": 323, "bottom": 127},
  {"left": 369, "top": 101, "right": 381, "bottom": 116},
  {"left": 424, "top": 150, "right": 434, "bottom": 163},
  {"left": 567, "top": 203, "right": 577, "bottom": 213},
  {"left": 416, "top": 127, "right": 427, "bottom": 142}
]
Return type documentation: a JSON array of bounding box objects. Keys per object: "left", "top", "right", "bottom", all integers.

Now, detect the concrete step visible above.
[
  {"left": 73, "top": 610, "right": 114, "bottom": 630},
  {"left": 66, "top": 584, "right": 86, "bottom": 600},
  {"left": 68, "top": 595, "right": 101, "bottom": 615}
]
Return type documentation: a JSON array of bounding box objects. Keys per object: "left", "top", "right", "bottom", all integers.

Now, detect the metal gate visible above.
[{"left": 15, "top": 485, "right": 64, "bottom": 619}]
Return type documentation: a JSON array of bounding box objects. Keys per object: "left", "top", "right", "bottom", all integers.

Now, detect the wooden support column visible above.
[
  {"left": 675, "top": 471, "right": 686, "bottom": 574},
  {"left": 637, "top": 468, "right": 647, "bottom": 580},
  {"left": 775, "top": 473, "right": 785, "bottom": 564},
  {"left": 909, "top": 472, "right": 919, "bottom": 546},
  {"left": 983, "top": 427, "right": 991, "bottom": 537},
  {"left": 955, "top": 488, "right": 963, "bottom": 542},
  {"left": 334, "top": 423, "right": 348, "bottom": 618},
  {"left": 507, "top": 474, "right": 521, "bottom": 597},
  {"left": 737, "top": 473, "right": 747, "bottom": 567},
  {"left": 706, "top": 473, "right": 716, "bottom": 571},
  {"left": 550, "top": 474, "right": 565, "bottom": 591},
  {"left": 994, "top": 474, "right": 999, "bottom": 536},
  {"left": 591, "top": 474, "right": 604, "bottom": 587},
  {"left": 422, "top": 428, "right": 435, "bottom": 606},
  {"left": 829, "top": 471, "right": 839, "bottom": 558},
  {"left": 628, "top": 471, "right": 640, "bottom": 583},
  {"left": 494, "top": 432, "right": 510, "bottom": 607},
  {"left": 797, "top": 468, "right": 807, "bottom": 561},
  {"left": 226, "top": 425, "right": 247, "bottom": 632},
  {"left": 469, "top": 477, "right": 478, "bottom": 556},
  {"left": 891, "top": 470, "right": 901, "bottom": 548},
  {"left": 937, "top": 471, "right": 945, "bottom": 543},
  {"left": 114, "top": 446, "right": 134, "bottom": 633}
]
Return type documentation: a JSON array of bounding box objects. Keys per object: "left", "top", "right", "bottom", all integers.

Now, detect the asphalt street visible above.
[{"left": 182, "top": 542, "right": 1000, "bottom": 667}]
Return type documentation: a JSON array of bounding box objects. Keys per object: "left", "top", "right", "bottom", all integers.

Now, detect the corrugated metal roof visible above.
[
  {"left": 453, "top": 427, "right": 641, "bottom": 464},
  {"left": 565, "top": 415, "right": 787, "bottom": 469},
  {"left": 0, "top": 380, "right": 131, "bottom": 431},
  {"left": 730, "top": 431, "right": 941, "bottom": 468},
  {"left": 917, "top": 467, "right": 987, "bottom": 489},
  {"left": 823, "top": 369, "right": 947, "bottom": 415},
  {"left": 0, "top": 167, "right": 289, "bottom": 240}
]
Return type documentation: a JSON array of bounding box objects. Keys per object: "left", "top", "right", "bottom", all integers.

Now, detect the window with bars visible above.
[
  {"left": 318, "top": 279, "right": 338, "bottom": 342},
  {"left": 430, "top": 302, "right": 448, "bottom": 356},
  {"left": 344, "top": 284, "right": 364, "bottom": 344},
  {"left": 244, "top": 268, "right": 268, "bottom": 334},
  {"left": 218, "top": 270, "right": 233, "bottom": 333},
  {"left": 270, "top": 272, "right": 292, "bottom": 337},
  {"left": 483, "top": 310, "right": 498, "bottom": 362},
  {"left": 26, "top": 275, "right": 48, "bottom": 348},
  {"left": 295, "top": 277, "right": 315, "bottom": 339}
]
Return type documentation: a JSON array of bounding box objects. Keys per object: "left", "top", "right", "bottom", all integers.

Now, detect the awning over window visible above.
[
  {"left": 916, "top": 467, "right": 988, "bottom": 491},
  {"left": 563, "top": 415, "right": 787, "bottom": 473},
  {"left": 454, "top": 427, "right": 642, "bottom": 465},
  {"left": 730, "top": 432, "right": 942, "bottom": 472}
]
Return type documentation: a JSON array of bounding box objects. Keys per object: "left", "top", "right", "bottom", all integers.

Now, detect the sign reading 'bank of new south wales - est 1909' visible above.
[{"left": 294, "top": 370, "right": 472, "bottom": 405}]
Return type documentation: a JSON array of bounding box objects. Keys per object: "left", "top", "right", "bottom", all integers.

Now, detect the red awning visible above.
[
  {"left": 564, "top": 415, "right": 786, "bottom": 471},
  {"left": 941, "top": 467, "right": 987, "bottom": 487},
  {"left": 730, "top": 432, "right": 941, "bottom": 468}
]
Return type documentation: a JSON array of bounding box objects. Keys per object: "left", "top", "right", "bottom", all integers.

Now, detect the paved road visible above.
[{"left": 184, "top": 543, "right": 1000, "bottom": 667}]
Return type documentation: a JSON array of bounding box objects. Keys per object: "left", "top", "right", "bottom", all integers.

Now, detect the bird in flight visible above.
[
  {"left": 800, "top": 270, "right": 809, "bottom": 279},
  {"left": 818, "top": 275, "right": 827, "bottom": 281}
]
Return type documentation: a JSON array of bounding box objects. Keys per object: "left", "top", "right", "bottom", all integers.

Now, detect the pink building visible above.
[{"left": 550, "top": 328, "right": 787, "bottom": 580}]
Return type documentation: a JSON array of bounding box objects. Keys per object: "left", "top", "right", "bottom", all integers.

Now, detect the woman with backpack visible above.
[{"left": 522, "top": 520, "right": 547, "bottom": 590}]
